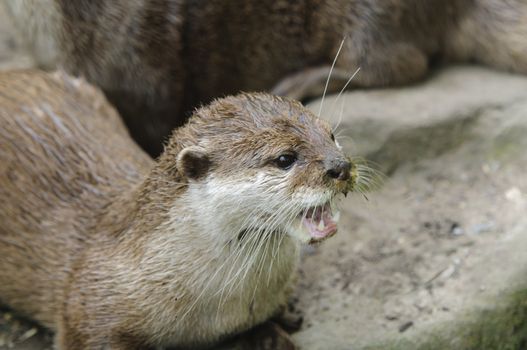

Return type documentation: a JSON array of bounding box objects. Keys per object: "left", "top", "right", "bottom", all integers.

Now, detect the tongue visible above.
[{"left": 302, "top": 204, "right": 338, "bottom": 241}]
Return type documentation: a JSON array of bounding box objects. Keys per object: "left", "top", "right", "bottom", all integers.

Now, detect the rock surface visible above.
[
  {"left": 0, "top": 4, "right": 34, "bottom": 71},
  {"left": 1, "top": 8, "right": 527, "bottom": 350},
  {"left": 298, "top": 66, "right": 527, "bottom": 350}
]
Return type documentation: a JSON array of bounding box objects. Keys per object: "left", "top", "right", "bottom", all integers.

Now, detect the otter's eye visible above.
[{"left": 274, "top": 154, "right": 297, "bottom": 170}]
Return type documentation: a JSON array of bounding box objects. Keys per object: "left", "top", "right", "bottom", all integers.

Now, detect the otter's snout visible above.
[{"left": 325, "top": 159, "right": 352, "bottom": 181}]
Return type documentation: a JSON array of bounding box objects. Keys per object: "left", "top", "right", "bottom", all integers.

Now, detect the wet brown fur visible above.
[
  {"left": 0, "top": 70, "right": 348, "bottom": 349},
  {"left": 4, "top": 0, "right": 527, "bottom": 155}
]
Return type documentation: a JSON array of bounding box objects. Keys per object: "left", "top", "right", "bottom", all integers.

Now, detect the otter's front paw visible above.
[
  {"left": 217, "top": 321, "right": 296, "bottom": 350},
  {"left": 273, "top": 302, "right": 304, "bottom": 333}
]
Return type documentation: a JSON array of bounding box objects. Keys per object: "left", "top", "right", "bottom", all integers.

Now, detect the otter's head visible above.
[{"left": 166, "top": 93, "right": 356, "bottom": 244}]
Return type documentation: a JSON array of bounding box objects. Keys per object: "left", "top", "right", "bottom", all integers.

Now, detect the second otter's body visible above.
[{"left": 5, "top": 0, "right": 527, "bottom": 155}]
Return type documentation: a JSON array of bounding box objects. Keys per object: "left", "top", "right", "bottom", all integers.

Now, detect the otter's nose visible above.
[{"left": 326, "top": 160, "right": 351, "bottom": 181}]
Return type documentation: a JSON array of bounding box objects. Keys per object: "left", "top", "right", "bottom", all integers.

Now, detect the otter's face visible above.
[{"left": 175, "top": 93, "right": 356, "bottom": 244}]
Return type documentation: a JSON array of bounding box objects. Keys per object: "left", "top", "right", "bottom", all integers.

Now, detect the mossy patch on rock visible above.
[{"left": 365, "top": 286, "right": 527, "bottom": 350}]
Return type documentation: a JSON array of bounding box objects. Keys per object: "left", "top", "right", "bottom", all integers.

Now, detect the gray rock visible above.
[
  {"left": 0, "top": 4, "right": 34, "bottom": 71},
  {"left": 295, "top": 66, "right": 527, "bottom": 350}
]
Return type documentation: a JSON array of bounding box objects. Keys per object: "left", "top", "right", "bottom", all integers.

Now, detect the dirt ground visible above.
[{"left": 2, "top": 5, "right": 527, "bottom": 350}]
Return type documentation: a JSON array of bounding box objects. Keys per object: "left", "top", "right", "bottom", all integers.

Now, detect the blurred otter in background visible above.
[{"left": 4, "top": 0, "right": 527, "bottom": 155}]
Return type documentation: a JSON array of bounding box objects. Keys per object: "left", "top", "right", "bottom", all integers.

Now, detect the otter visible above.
[
  {"left": 4, "top": 0, "right": 527, "bottom": 155},
  {"left": 0, "top": 70, "right": 355, "bottom": 349}
]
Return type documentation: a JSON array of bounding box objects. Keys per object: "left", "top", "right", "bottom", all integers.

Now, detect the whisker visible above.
[
  {"left": 332, "top": 67, "right": 361, "bottom": 112},
  {"left": 218, "top": 199, "right": 295, "bottom": 312},
  {"left": 318, "top": 37, "right": 347, "bottom": 118},
  {"left": 181, "top": 200, "right": 277, "bottom": 324}
]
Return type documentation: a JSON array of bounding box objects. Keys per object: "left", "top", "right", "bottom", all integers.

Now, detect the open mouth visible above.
[{"left": 300, "top": 202, "right": 339, "bottom": 244}]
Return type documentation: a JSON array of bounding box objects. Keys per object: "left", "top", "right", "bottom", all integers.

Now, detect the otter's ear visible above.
[{"left": 176, "top": 146, "right": 211, "bottom": 180}]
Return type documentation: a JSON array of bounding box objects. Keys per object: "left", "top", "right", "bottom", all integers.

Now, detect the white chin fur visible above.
[
  {"left": 285, "top": 217, "right": 314, "bottom": 244},
  {"left": 186, "top": 175, "right": 335, "bottom": 244}
]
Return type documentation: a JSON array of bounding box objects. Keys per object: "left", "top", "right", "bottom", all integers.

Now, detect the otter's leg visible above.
[
  {"left": 215, "top": 321, "right": 296, "bottom": 350},
  {"left": 270, "top": 66, "right": 350, "bottom": 101},
  {"left": 341, "top": 42, "right": 429, "bottom": 87},
  {"left": 272, "top": 42, "right": 428, "bottom": 101},
  {"left": 56, "top": 320, "right": 152, "bottom": 350},
  {"left": 446, "top": 0, "right": 527, "bottom": 73},
  {"left": 270, "top": 298, "right": 303, "bottom": 333}
]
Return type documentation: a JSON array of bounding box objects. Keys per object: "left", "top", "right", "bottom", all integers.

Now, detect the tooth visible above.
[
  {"left": 333, "top": 211, "right": 341, "bottom": 223},
  {"left": 317, "top": 220, "right": 325, "bottom": 231}
]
